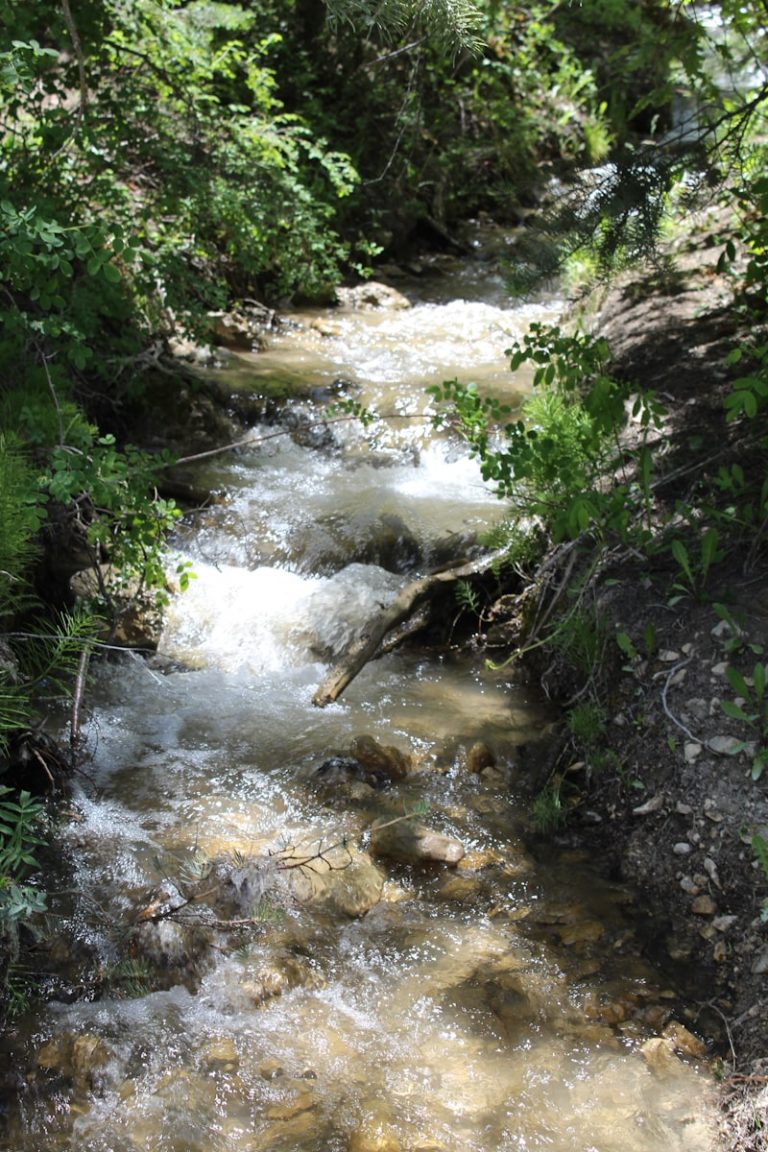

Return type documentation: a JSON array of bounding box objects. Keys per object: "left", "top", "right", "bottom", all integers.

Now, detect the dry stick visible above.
[
  {"left": 69, "top": 645, "right": 90, "bottom": 767},
  {"left": 170, "top": 412, "right": 430, "bottom": 468},
  {"left": 61, "top": 0, "right": 88, "bottom": 119},
  {"left": 312, "top": 549, "right": 506, "bottom": 707}
]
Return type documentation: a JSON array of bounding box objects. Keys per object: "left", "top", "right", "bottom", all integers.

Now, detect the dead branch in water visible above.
[{"left": 312, "top": 550, "right": 507, "bottom": 707}]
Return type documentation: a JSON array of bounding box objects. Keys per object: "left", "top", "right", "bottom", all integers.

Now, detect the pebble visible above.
[
  {"left": 691, "top": 894, "right": 717, "bottom": 916},
  {"left": 659, "top": 650, "right": 681, "bottom": 662},
  {"left": 703, "top": 857, "right": 721, "bottom": 887},
  {"left": 680, "top": 876, "right": 700, "bottom": 895},
  {"left": 713, "top": 915, "right": 737, "bottom": 932},
  {"left": 711, "top": 662, "right": 729, "bottom": 677},
  {"left": 676, "top": 802, "right": 693, "bottom": 815},
  {"left": 684, "top": 743, "right": 702, "bottom": 762},
  {"left": 751, "top": 948, "right": 768, "bottom": 975},
  {"left": 633, "top": 794, "right": 665, "bottom": 815},
  {"left": 707, "top": 735, "right": 743, "bottom": 755},
  {"left": 673, "top": 842, "right": 692, "bottom": 855}
]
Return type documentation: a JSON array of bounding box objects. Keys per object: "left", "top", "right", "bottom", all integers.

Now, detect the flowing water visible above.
[{"left": 0, "top": 251, "right": 717, "bottom": 1151}]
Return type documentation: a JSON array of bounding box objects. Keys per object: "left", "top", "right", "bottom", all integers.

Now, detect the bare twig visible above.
[
  {"left": 69, "top": 645, "right": 91, "bottom": 767},
  {"left": 61, "top": 0, "right": 88, "bottom": 119}
]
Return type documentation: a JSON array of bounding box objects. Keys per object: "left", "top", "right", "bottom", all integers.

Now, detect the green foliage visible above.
[
  {"left": 455, "top": 579, "right": 481, "bottom": 617},
  {"left": 0, "top": 435, "right": 45, "bottom": 615},
  {"left": 325, "top": 0, "right": 484, "bottom": 55},
  {"left": 567, "top": 701, "right": 607, "bottom": 747},
  {"left": 712, "top": 603, "right": 764, "bottom": 658},
  {"left": 46, "top": 434, "right": 183, "bottom": 604},
  {"left": 430, "top": 323, "right": 664, "bottom": 545},
  {"left": 532, "top": 779, "right": 567, "bottom": 836},
  {"left": 723, "top": 342, "right": 768, "bottom": 422},
  {"left": 668, "top": 526, "right": 721, "bottom": 604},
  {"left": 721, "top": 663, "right": 768, "bottom": 781},
  {"left": 0, "top": 787, "right": 47, "bottom": 930},
  {"left": 752, "top": 833, "right": 768, "bottom": 922}
]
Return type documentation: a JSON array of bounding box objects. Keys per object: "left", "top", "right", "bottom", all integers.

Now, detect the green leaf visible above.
[
  {"left": 725, "top": 666, "right": 751, "bottom": 699},
  {"left": 721, "top": 700, "right": 753, "bottom": 724}
]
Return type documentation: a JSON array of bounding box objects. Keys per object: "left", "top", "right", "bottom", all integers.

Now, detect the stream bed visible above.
[{"left": 0, "top": 253, "right": 718, "bottom": 1151}]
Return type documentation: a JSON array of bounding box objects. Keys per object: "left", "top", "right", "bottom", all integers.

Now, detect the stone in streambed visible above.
[
  {"left": 350, "top": 735, "right": 412, "bottom": 783},
  {"left": 370, "top": 818, "right": 465, "bottom": 865}
]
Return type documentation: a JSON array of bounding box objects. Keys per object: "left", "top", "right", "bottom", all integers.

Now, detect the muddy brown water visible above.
[{"left": 0, "top": 256, "right": 717, "bottom": 1150}]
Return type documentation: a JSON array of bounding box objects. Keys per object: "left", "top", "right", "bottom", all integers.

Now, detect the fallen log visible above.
[{"left": 312, "top": 550, "right": 507, "bottom": 707}]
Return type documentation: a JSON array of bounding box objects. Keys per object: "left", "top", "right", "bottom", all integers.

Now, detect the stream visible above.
[{"left": 0, "top": 247, "right": 717, "bottom": 1151}]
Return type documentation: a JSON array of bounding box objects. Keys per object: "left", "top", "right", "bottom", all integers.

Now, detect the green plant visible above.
[
  {"left": 0, "top": 787, "right": 47, "bottom": 930},
  {"left": 455, "top": 579, "right": 481, "bottom": 617},
  {"left": 713, "top": 602, "right": 764, "bottom": 657},
  {"left": 668, "top": 526, "right": 721, "bottom": 605},
  {"left": 532, "top": 778, "right": 568, "bottom": 836},
  {"left": 720, "top": 663, "right": 768, "bottom": 780},
  {"left": 429, "top": 323, "right": 664, "bottom": 547},
  {"left": 46, "top": 434, "right": 184, "bottom": 606},
  {"left": 567, "top": 701, "right": 607, "bottom": 747},
  {"left": 751, "top": 832, "right": 768, "bottom": 922}
]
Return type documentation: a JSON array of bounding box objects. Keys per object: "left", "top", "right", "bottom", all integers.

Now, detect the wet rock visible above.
[
  {"left": 556, "top": 920, "right": 605, "bottom": 947},
  {"left": 640, "top": 1036, "right": 678, "bottom": 1072},
  {"left": 208, "top": 304, "right": 274, "bottom": 350},
  {"left": 348, "top": 1126, "right": 402, "bottom": 1152},
  {"left": 265, "top": 1087, "right": 320, "bottom": 1120},
  {"left": 255, "top": 1112, "right": 328, "bottom": 1151},
  {"left": 336, "top": 282, "right": 411, "bottom": 311},
  {"left": 201, "top": 1037, "right": 239, "bottom": 1072},
  {"left": 132, "top": 918, "right": 212, "bottom": 988},
  {"left": 70, "top": 565, "right": 164, "bottom": 649},
  {"left": 370, "top": 818, "right": 465, "bottom": 866},
  {"left": 38, "top": 1032, "right": 112, "bottom": 1091},
  {"left": 350, "top": 735, "right": 412, "bottom": 783},
  {"left": 259, "top": 1059, "right": 286, "bottom": 1080},
  {"left": 242, "top": 954, "right": 324, "bottom": 1006},
  {"left": 467, "top": 742, "right": 495, "bottom": 773},
  {"left": 37, "top": 1035, "right": 74, "bottom": 1076},
  {"left": 315, "top": 755, "right": 384, "bottom": 792},
  {"left": 662, "top": 1020, "right": 707, "bottom": 1058},
  {"left": 72, "top": 1034, "right": 112, "bottom": 1092},
  {"left": 288, "top": 845, "right": 385, "bottom": 916}
]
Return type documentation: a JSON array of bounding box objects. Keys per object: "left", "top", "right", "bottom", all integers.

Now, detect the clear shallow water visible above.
[{"left": 0, "top": 273, "right": 717, "bottom": 1151}]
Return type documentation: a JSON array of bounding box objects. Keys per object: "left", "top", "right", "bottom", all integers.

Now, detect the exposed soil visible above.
[{"left": 510, "top": 209, "right": 768, "bottom": 1149}]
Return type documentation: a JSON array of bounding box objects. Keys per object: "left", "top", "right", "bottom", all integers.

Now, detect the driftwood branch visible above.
[{"left": 312, "top": 550, "right": 506, "bottom": 707}]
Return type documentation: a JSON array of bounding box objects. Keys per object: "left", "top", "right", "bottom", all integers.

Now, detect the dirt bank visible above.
[{"left": 512, "top": 211, "right": 768, "bottom": 1148}]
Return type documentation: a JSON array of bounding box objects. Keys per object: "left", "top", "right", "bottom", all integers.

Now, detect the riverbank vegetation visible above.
[{"left": 1, "top": 0, "right": 768, "bottom": 1119}]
